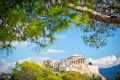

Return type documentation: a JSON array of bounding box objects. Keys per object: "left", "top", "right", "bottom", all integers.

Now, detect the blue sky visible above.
[
  {"left": 0, "top": 27, "right": 120, "bottom": 73},
  {"left": 0, "top": 27, "right": 120, "bottom": 63}
]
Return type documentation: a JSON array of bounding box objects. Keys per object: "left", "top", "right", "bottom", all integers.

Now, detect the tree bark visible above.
[{"left": 67, "top": 3, "right": 120, "bottom": 24}]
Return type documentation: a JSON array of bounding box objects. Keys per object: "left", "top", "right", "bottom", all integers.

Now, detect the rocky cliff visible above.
[{"left": 59, "top": 64, "right": 106, "bottom": 80}]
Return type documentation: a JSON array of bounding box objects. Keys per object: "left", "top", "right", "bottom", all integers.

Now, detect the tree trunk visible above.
[{"left": 67, "top": 3, "right": 120, "bottom": 24}]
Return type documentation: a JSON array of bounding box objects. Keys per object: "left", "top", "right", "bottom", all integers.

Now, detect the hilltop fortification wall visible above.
[
  {"left": 60, "top": 64, "right": 99, "bottom": 74},
  {"left": 59, "top": 64, "right": 106, "bottom": 80},
  {"left": 87, "top": 65, "right": 99, "bottom": 74}
]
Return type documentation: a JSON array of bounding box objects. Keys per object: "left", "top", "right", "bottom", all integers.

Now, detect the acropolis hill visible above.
[{"left": 35, "top": 54, "right": 106, "bottom": 80}]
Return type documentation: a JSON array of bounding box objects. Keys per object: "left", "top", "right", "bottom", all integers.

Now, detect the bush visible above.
[{"left": 0, "top": 61, "right": 94, "bottom": 80}]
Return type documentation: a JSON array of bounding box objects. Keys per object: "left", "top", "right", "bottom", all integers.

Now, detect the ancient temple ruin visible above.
[
  {"left": 65, "top": 54, "right": 85, "bottom": 64},
  {"left": 36, "top": 54, "right": 106, "bottom": 80}
]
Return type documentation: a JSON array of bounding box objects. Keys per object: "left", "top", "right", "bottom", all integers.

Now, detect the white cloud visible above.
[
  {"left": 10, "top": 34, "right": 66, "bottom": 47},
  {"left": 18, "top": 57, "right": 49, "bottom": 63},
  {"left": 11, "top": 37, "right": 49, "bottom": 47},
  {"left": 57, "top": 35, "right": 66, "bottom": 39},
  {"left": 0, "top": 57, "right": 49, "bottom": 73},
  {"left": 11, "top": 41, "right": 31, "bottom": 46},
  {"left": 86, "top": 55, "right": 120, "bottom": 68},
  {"left": 46, "top": 49, "right": 66, "bottom": 54},
  {"left": 0, "top": 59, "right": 11, "bottom": 73}
]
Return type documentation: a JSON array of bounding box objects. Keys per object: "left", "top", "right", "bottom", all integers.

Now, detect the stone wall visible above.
[
  {"left": 87, "top": 65, "right": 99, "bottom": 74},
  {"left": 59, "top": 64, "right": 106, "bottom": 80}
]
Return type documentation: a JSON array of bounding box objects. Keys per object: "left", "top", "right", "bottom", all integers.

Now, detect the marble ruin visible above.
[
  {"left": 36, "top": 54, "right": 106, "bottom": 80},
  {"left": 65, "top": 54, "right": 85, "bottom": 64}
]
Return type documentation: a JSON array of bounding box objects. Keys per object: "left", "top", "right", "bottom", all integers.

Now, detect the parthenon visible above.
[
  {"left": 37, "top": 54, "right": 106, "bottom": 80},
  {"left": 65, "top": 54, "right": 85, "bottom": 64}
]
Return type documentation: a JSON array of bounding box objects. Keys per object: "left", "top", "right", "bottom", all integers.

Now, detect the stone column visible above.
[
  {"left": 80, "top": 59, "right": 81, "bottom": 64},
  {"left": 82, "top": 58, "right": 83, "bottom": 64},
  {"left": 73, "top": 58, "right": 74, "bottom": 64},
  {"left": 71, "top": 59, "right": 73, "bottom": 64},
  {"left": 71, "top": 58, "right": 72, "bottom": 64},
  {"left": 72, "top": 58, "right": 74, "bottom": 64},
  {"left": 79, "top": 59, "right": 81, "bottom": 64},
  {"left": 83, "top": 58, "right": 84, "bottom": 64},
  {"left": 83, "top": 58, "right": 84, "bottom": 63},
  {"left": 82, "top": 58, "right": 84, "bottom": 63},
  {"left": 81, "top": 58, "right": 83, "bottom": 64},
  {"left": 82, "top": 58, "right": 84, "bottom": 64}
]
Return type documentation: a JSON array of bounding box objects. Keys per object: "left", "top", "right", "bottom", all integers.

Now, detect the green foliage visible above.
[
  {"left": 0, "top": 0, "right": 76, "bottom": 54},
  {"left": 12, "top": 61, "right": 44, "bottom": 80},
  {"left": 36, "top": 77, "right": 44, "bottom": 80},
  {"left": 60, "top": 72, "right": 91, "bottom": 80},
  {"left": 45, "top": 75, "right": 62, "bottom": 80},
  {"left": 114, "top": 71, "right": 120, "bottom": 80},
  {"left": 88, "top": 62, "right": 93, "bottom": 65},
  {"left": 64, "top": 75, "right": 75, "bottom": 80},
  {"left": 92, "top": 78, "right": 100, "bottom": 80},
  {"left": 10, "top": 61, "right": 59, "bottom": 80},
  {"left": 77, "top": 72, "right": 92, "bottom": 80},
  {"left": 60, "top": 70, "right": 67, "bottom": 74},
  {"left": 43, "top": 67, "right": 55, "bottom": 77},
  {"left": 116, "top": 71, "right": 120, "bottom": 75},
  {"left": 0, "top": 0, "right": 120, "bottom": 54},
  {"left": 0, "top": 61, "right": 102, "bottom": 80},
  {"left": 0, "top": 72, "right": 11, "bottom": 80}
]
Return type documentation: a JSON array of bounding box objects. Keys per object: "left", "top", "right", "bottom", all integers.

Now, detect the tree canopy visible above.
[
  {"left": 0, "top": 61, "right": 93, "bottom": 80},
  {"left": 0, "top": 0, "right": 120, "bottom": 54},
  {"left": 114, "top": 71, "right": 120, "bottom": 80},
  {"left": 88, "top": 62, "right": 93, "bottom": 65}
]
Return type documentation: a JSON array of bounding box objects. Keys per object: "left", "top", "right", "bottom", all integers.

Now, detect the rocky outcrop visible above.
[{"left": 59, "top": 64, "right": 106, "bottom": 80}]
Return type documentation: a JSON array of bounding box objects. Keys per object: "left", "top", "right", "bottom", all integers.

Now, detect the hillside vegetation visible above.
[{"left": 0, "top": 61, "right": 100, "bottom": 80}]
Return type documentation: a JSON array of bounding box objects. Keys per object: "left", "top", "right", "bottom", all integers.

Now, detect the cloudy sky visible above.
[{"left": 0, "top": 28, "right": 120, "bottom": 73}]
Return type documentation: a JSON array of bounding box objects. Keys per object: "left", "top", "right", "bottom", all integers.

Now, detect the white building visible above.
[
  {"left": 65, "top": 54, "right": 85, "bottom": 65},
  {"left": 37, "top": 54, "right": 106, "bottom": 80},
  {"left": 59, "top": 54, "right": 99, "bottom": 74}
]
